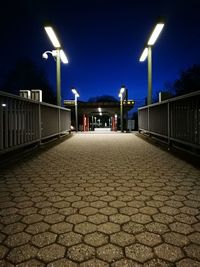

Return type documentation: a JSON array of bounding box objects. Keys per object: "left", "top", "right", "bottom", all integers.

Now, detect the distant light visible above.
[
  {"left": 44, "top": 26, "right": 61, "bottom": 48},
  {"left": 148, "top": 23, "right": 164, "bottom": 46},
  {"left": 2, "top": 103, "right": 6, "bottom": 107},
  {"left": 72, "top": 88, "right": 79, "bottom": 97},
  {"left": 100, "top": 112, "right": 102, "bottom": 116},
  {"left": 139, "top": 47, "right": 148, "bottom": 62},
  {"left": 118, "top": 93, "right": 122, "bottom": 98},
  {"left": 98, "top": 107, "right": 102, "bottom": 112},
  {"left": 60, "top": 49, "right": 68, "bottom": 64},
  {"left": 120, "top": 87, "right": 125, "bottom": 94},
  {"left": 115, "top": 114, "right": 117, "bottom": 118}
]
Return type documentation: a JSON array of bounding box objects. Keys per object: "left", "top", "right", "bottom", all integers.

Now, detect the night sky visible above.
[{"left": 1, "top": 0, "right": 200, "bottom": 108}]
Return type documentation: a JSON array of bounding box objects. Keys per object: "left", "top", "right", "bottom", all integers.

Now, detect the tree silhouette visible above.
[
  {"left": 165, "top": 64, "right": 200, "bottom": 97},
  {"left": 1, "top": 59, "right": 56, "bottom": 104}
]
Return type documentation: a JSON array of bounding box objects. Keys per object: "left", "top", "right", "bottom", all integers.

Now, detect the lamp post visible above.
[
  {"left": 139, "top": 22, "right": 164, "bottom": 105},
  {"left": 43, "top": 26, "right": 68, "bottom": 106},
  {"left": 72, "top": 88, "right": 80, "bottom": 132},
  {"left": 118, "top": 86, "right": 125, "bottom": 132}
]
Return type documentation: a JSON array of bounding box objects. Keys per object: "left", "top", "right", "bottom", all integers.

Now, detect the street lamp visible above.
[
  {"left": 118, "top": 86, "right": 125, "bottom": 132},
  {"left": 43, "top": 26, "right": 68, "bottom": 106},
  {"left": 139, "top": 22, "right": 164, "bottom": 105},
  {"left": 72, "top": 88, "right": 80, "bottom": 132}
]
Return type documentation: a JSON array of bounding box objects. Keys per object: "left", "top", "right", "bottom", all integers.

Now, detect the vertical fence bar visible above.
[
  {"left": 9, "top": 98, "right": 13, "bottom": 147},
  {"left": 0, "top": 98, "right": 3, "bottom": 150},
  {"left": 4, "top": 100, "right": 8, "bottom": 149}
]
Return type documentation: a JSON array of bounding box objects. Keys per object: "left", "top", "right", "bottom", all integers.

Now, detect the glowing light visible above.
[
  {"left": 44, "top": 26, "right": 61, "bottom": 48},
  {"left": 2, "top": 103, "right": 6, "bottom": 107},
  {"left": 148, "top": 23, "right": 164, "bottom": 45},
  {"left": 60, "top": 49, "right": 68, "bottom": 64},
  {"left": 98, "top": 107, "right": 102, "bottom": 112},
  {"left": 72, "top": 88, "right": 79, "bottom": 97},
  {"left": 139, "top": 47, "right": 148, "bottom": 62}
]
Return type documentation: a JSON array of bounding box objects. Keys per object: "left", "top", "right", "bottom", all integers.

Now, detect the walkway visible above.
[{"left": 0, "top": 132, "right": 200, "bottom": 266}]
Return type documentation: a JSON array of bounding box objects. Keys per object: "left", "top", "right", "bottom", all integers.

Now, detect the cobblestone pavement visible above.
[{"left": 0, "top": 132, "right": 200, "bottom": 266}]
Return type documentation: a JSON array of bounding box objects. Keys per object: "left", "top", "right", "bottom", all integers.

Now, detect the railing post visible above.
[
  {"left": 58, "top": 107, "right": 61, "bottom": 137},
  {"left": 148, "top": 106, "right": 150, "bottom": 132},
  {"left": 167, "top": 102, "right": 170, "bottom": 145},
  {"left": 38, "top": 103, "right": 41, "bottom": 145}
]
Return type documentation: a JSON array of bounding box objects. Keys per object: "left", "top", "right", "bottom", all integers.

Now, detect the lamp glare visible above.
[
  {"left": 148, "top": 23, "right": 164, "bottom": 45},
  {"left": 60, "top": 49, "right": 68, "bottom": 64},
  {"left": 139, "top": 47, "right": 148, "bottom": 62},
  {"left": 44, "top": 26, "right": 61, "bottom": 48}
]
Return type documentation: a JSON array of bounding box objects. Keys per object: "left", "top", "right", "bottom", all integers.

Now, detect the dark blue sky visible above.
[{"left": 1, "top": 0, "right": 200, "bottom": 108}]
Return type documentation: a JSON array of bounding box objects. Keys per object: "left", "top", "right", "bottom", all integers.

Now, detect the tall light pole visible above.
[
  {"left": 44, "top": 26, "right": 68, "bottom": 106},
  {"left": 139, "top": 22, "right": 164, "bottom": 105},
  {"left": 118, "top": 86, "right": 125, "bottom": 132},
  {"left": 72, "top": 88, "right": 80, "bottom": 132}
]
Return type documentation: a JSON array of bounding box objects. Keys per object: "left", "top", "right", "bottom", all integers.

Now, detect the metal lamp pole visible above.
[
  {"left": 72, "top": 88, "right": 79, "bottom": 132},
  {"left": 139, "top": 22, "right": 164, "bottom": 105},
  {"left": 147, "top": 46, "right": 152, "bottom": 105},
  {"left": 119, "top": 86, "right": 125, "bottom": 132},
  {"left": 56, "top": 48, "right": 61, "bottom": 106}
]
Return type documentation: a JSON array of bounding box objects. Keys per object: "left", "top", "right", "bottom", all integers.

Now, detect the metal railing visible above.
[
  {"left": 138, "top": 90, "right": 200, "bottom": 150},
  {"left": 0, "top": 91, "right": 71, "bottom": 154}
]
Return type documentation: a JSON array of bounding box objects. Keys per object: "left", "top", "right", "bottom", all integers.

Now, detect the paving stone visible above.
[
  {"left": 88, "top": 214, "right": 108, "bottom": 224},
  {"left": 174, "top": 213, "right": 198, "bottom": 224},
  {"left": 59, "top": 207, "right": 78, "bottom": 216},
  {"left": 125, "top": 243, "right": 153, "bottom": 263},
  {"left": 176, "top": 258, "right": 200, "bottom": 267},
  {"left": 120, "top": 207, "right": 138, "bottom": 215},
  {"left": 44, "top": 213, "right": 65, "bottom": 224},
  {"left": 109, "top": 214, "right": 130, "bottom": 224},
  {"left": 111, "top": 258, "right": 143, "bottom": 267},
  {"left": 79, "top": 207, "right": 98, "bottom": 215},
  {"left": 189, "top": 232, "right": 200, "bottom": 244},
  {"left": 6, "top": 244, "right": 38, "bottom": 264},
  {"left": 80, "top": 259, "right": 109, "bottom": 267},
  {"left": 99, "top": 207, "right": 118, "bottom": 215},
  {"left": 84, "top": 232, "right": 108, "bottom": 247},
  {"left": 74, "top": 222, "right": 97, "bottom": 235},
  {"left": 122, "top": 221, "right": 145, "bottom": 234},
  {"left": 71, "top": 201, "right": 89, "bottom": 208},
  {"left": 2, "top": 222, "right": 26, "bottom": 235},
  {"left": 4, "top": 232, "right": 31, "bottom": 247},
  {"left": 22, "top": 214, "right": 43, "bottom": 224},
  {"left": 0, "top": 245, "right": 8, "bottom": 259},
  {"left": 110, "top": 231, "right": 135, "bottom": 246},
  {"left": 131, "top": 213, "right": 152, "bottom": 224},
  {"left": 169, "top": 222, "right": 194, "bottom": 235},
  {"left": 25, "top": 222, "right": 50, "bottom": 234},
  {"left": 98, "top": 222, "right": 120, "bottom": 234},
  {"left": 144, "top": 258, "right": 174, "bottom": 267},
  {"left": 47, "top": 259, "right": 78, "bottom": 267},
  {"left": 52, "top": 201, "right": 70, "bottom": 208},
  {"left": 163, "top": 232, "right": 190, "bottom": 247},
  {"left": 58, "top": 231, "right": 82, "bottom": 246},
  {"left": 15, "top": 259, "right": 45, "bottom": 267},
  {"left": 67, "top": 243, "right": 95, "bottom": 262},
  {"left": 136, "top": 232, "right": 162, "bottom": 247},
  {"left": 139, "top": 206, "right": 158, "bottom": 215},
  {"left": 97, "top": 243, "right": 124, "bottom": 263},
  {"left": 127, "top": 200, "right": 145, "bottom": 208},
  {"left": 154, "top": 243, "right": 184, "bottom": 262},
  {"left": 39, "top": 207, "right": 58, "bottom": 215},
  {"left": 90, "top": 200, "right": 107, "bottom": 208},
  {"left": 37, "top": 244, "right": 66, "bottom": 262},
  {"left": 184, "top": 243, "right": 200, "bottom": 261},
  {"left": 67, "top": 214, "right": 87, "bottom": 224},
  {"left": 146, "top": 222, "right": 169, "bottom": 234},
  {"left": 31, "top": 232, "right": 57, "bottom": 247},
  {"left": 152, "top": 213, "right": 174, "bottom": 224},
  {"left": 50, "top": 222, "right": 73, "bottom": 234},
  {"left": 0, "top": 214, "right": 22, "bottom": 225}
]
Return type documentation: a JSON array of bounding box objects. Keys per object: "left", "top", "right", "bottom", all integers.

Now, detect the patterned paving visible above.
[{"left": 0, "top": 132, "right": 200, "bottom": 266}]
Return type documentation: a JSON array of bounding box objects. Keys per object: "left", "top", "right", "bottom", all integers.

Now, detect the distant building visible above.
[{"left": 64, "top": 100, "right": 134, "bottom": 131}]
